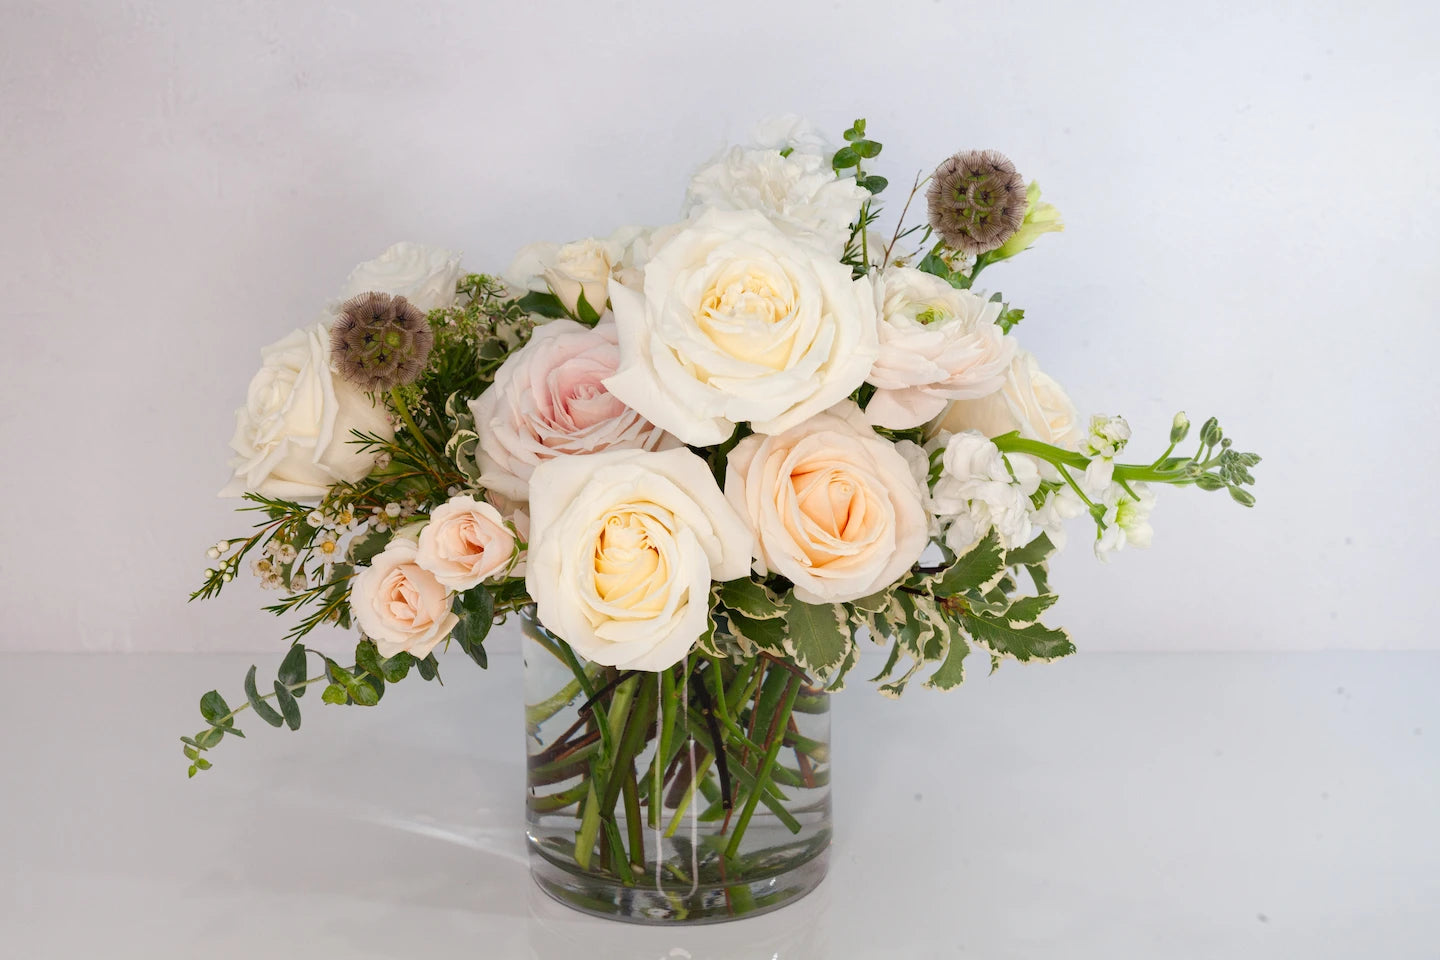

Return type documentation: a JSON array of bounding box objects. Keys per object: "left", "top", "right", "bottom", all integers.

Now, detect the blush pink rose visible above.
[
  {"left": 468, "top": 318, "right": 675, "bottom": 502},
  {"left": 351, "top": 537, "right": 458, "bottom": 658},
  {"left": 415, "top": 495, "right": 516, "bottom": 590}
]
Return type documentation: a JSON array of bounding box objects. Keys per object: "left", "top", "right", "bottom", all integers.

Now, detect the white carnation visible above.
[{"left": 337, "top": 242, "right": 463, "bottom": 313}]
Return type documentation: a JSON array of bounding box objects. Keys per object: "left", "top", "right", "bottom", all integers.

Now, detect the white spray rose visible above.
[
  {"left": 337, "top": 242, "right": 463, "bottom": 313},
  {"left": 725, "top": 402, "right": 929, "bottom": 604},
  {"left": 934, "top": 348, "right": 1083, "bottom": 450},
  {"left": 525, "top": 448, "right": 753, "bottom": 672},
  {"left": 931, "top": 430, "right": 1041, "bottom": 554},
  {"left": 684, "top": 148, "right": 867, "bottom": 257},
  {"left": 865, "top": 267, "right": 1017, "bottom": 430},
  {"left": 351, "top": 536, "right": 459, "bottom": 658},
  {"left": 468, "top": 318, "right": 676, "bottom": 503},
  {"left": 415, "top": 495, "right": 516, "bottom": 590},
  {"left": 220, "top": 322, "right": 393, "bottom": 499},
  {"left": 506, "top": 228, "right": 640, "bottom": 317},
  {"left": 604, "top": 208, "right": 878, "bottom": 446}
]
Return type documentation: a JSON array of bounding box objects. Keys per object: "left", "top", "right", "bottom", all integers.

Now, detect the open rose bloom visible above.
[{"left": 191, "top": 117, "right": 1258, "bottom": 924}]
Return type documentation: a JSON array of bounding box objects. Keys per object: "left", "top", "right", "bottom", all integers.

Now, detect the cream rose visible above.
[
  {"left": 933, "top": 348, "right": 1083, "bottom": 449},
  {"left": 337, "top": 242, "right": 464, "bottom": 313},
  {"left": 506, "top": 229, "right": 641, "bottom": 317},
  {"left": 220, "top": 321, "right": 393, "bottom": 499},
  {"left": 865, "top": 267, "right": 1017, "bottom": 430},
  {"left": 468, "top": 318, "right": 675, "bottom": 503},
  {"left": 604, "top": 208, "right": 878, "bottom": 446},
  {"left": 684, "top": 148, "right": 868, "bottom": 257},
  {"left": 351, "top": 536, "right": 459, "bottom": 658},
  {"left": 725, "top": 402, "right": 929, "bottom": 604},
  {"left": 415, "top": 495, "right": 516, "bottom": 590},
  {"left": 525, "top": 448, "right": 753, "bottom": 671}
]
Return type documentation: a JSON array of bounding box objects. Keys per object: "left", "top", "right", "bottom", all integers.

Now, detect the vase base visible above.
[{"left": 528, "top": 844, "right": 830, "bottom": 925}]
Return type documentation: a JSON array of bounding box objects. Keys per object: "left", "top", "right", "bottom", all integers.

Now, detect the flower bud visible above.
[
  {"left": 1199, "top": 417, "right": 1222, "bottom": 447},
  {"left": 1170, "top": 412, "right": 1190, "bottom": 445},
  {"left": 1194, "top": 473, "right": 1225, "bottom": 491}
]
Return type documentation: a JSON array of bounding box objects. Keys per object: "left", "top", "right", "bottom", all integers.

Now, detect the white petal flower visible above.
[
  {"left": 684, "top": 149, "right": 867, "bottom": 257},
  {"left": 930, "top": 431, "right": 1041, "bottom": 553},
  {"left": 1092, "top": 483, "right": 1157, "bottom": 561},
  {"left": 1080, "top": 414, "right": 1132, "bottom": 459},
  {"left": 933, "top": 348, "right": 1083, "bottom": 451},
  {"left": 337, "top": 242, "right": 463, "bottom": 313},
  {"left": 748, "top": 115, "right": 834, "bottom": 156}
]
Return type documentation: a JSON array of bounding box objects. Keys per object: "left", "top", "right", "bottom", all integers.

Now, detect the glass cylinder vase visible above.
[{"left": 522, "top": 607, "right": 831, "bottom": 923}]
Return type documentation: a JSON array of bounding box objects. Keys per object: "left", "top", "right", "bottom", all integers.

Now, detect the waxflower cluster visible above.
[{"left": 184, "top": 116, "right": 1259, "bottom": 775}]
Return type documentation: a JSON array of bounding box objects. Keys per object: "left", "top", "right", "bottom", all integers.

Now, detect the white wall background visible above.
[{"left": 2, "top": 0, "right": 1435, "bottom": 653}]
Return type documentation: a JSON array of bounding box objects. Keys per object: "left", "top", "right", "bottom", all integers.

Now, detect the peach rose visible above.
[
  {"left": 724, "top": 401, "right": 929, "bottom": 604},
  {"left": 351, "top": 537, "right": 458, "bottom": 658},
  {"left": 415, "top": 495, "right": 516, "bottom": 590}
]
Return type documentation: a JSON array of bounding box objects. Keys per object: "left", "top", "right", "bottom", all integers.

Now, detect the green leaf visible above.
[
  {"left": 380, "top": 651, "right": 413, "bottom": 683},
  {"left": 272, "top": 680, "right": 302, "bottom": 731},
  {"left": 857, "top": 174, "right": 888, "bottom": 194},
  {"left": 452, "top": 587, "right": 495, "bottom": 668},
  {"left": 325, "top": 660, "right": 380, "bottom": 706},
  {"left": 321, "top": 684, "right": 348, "bottom": 705},
  {"left": 199, "top": 691, "right": 232, "bottom": 727},
  {"left": 183, "top": 745, "right": 199, "bottom": 761},
  {"left": 277, "top": 643, "right": 308, "bottom": 697},
  {"left": 194, "top": 727, "right": 223, "bottom": 749},
  {"left": 848, "top": 589, "right": 892, "bottom": 614},
  {"left": 785, "top": 599, "right": 851, "bottom": 675},
  {"left": 851, "top": 139, "right": 882, "bottom": 159},
  {"left": 727, "top": 611, "right": 787, "bottom": 654},
  {"left": 195, "top": 758, "right": 212, "bottom": 771},
  {"left": 355, "top": 638, "right": 386, "bottom": 679},
  {"left": 925, "top": 620, "right": 971, "bottom": 691},
  {"left": 961, "top": 612, "right": 1075, "bottom": 663},
  {"left": 1005, "top": 532, "right": 1055, "bottom": 568},
  {"left": 574, "top": 288, "right": 602, "bottom": 325},
  {"left": 717, "top": 579, "right": 785, "bottom": 619},
  {"left": 831, "top": 146, "right": 859, "bottom": 170},
  {"left": 416, "top": 654, "right": 440, "bottom": 682},
  {"left": 347, "top": 529, "right": 393, "bottom": 567},
  {"left": 934, "top": 531, "right": 1006, "bottom": 597},
  {"left": 1004, "top": 594, "right": 1058, "bottom": 624},
  {"left": 187, "top": 765, "right": 197, "bottom": 779},
  {"left": 514, "top": 290, "right": 569, "bottom": 319},
  {"left": 244, "top": 665, "right": 285, "bottom": 728}
]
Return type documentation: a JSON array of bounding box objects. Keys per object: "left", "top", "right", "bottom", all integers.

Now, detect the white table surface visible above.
[{"left": 2, "top": 645, "right": 1436, "bottom": 959}]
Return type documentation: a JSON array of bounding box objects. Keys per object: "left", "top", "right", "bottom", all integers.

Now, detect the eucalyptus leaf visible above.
[
  {"left": 244, "top": 665, "right": 285, "bottom": 728},
  {"left": 272, "top": 681, "right": 302, "bottom": 731}
]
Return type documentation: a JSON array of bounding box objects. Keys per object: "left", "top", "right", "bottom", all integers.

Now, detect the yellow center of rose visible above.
[
  {"left": 695, "top": 264, "right": 797, "bottom": 370},
  {"left": 788, "top": 465, "right": 878, "bottom": 566},
  {"left": 592, "top": 509, "right": 669, "bottom": 615}
]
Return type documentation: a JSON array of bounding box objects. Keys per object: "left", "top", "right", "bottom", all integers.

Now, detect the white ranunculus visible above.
[
  {"left": 526, "top": 448, "right": 753, "bottom": 672},
  {"left": 220, "top": 322, "right": 393, "bottom": 499},
  {"left": 930, "top": 430, "right": 1042, "bottom": 554},
  {"left": 469, "top": 318, "right": 676, "bottom": 503},
  {"left": 604, "top": 209, "right": 879, "bottom": 446},
  {"left": 865, "top": 267, "right": 1017, "bottom": 430},
  {"left": 725, "top": 402, "right": 929, "bottom": 604},
  {"left": 337, "top": 242, "right": 463, "bottom": 313},
  {"left": 933, "top": 348, "right": 1083, "bottom": 450},
  {"left": 351, "top": 536, "right": 459, "bottom": 658},
  {"left": 684, "top": 148, "right": 867, "bottom": 257},
  {"left": 748, "top": 115, "right": 834, "bottom": 156},
  {"left": 415, "top": 495, "right": 516, "bottom": 590}
]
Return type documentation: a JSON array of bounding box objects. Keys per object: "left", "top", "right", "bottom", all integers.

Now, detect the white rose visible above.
[
  {"left": 525, "top": 448, "right": 753, "bottom": 672},
  {"left": 725, "top": 402, "right": 929, "bottom": 604},
  {"left": 415, "top": 495, "right": 516, "bottom": 590},
  {"left": 684, "top": 148, "right": 867, "bottom": 257},
  {"left": 933, "top": 348, "right": 1083, "bottom": 449},
  {"left": 337, "top": 242, "right": 463, "bottom": 313},
  {"left": 931, "top": 430, "right": 1041, "bottom": 553},
  {"left": 506, "top": 228, "right": 639, "bottom": 317},
  {"left": 220, "top": 322, "right": 393, "bottom": 499},
  {"left": 468, "top": 318, "right": 676, "bottom": 503},
  {"left": 604, "top": 209, "right": 879, "bottom": 446},
  {"left": 351, "top": 536, "right": 459, "bottom": 658},
  {"left": 748, "top": 114, "right": 834, "bottom": 156},
  {"left": 864, "top": 267, "right": 1017, "bottom": 429}
]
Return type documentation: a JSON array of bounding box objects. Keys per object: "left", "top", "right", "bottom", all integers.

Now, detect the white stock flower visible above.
[
  {"left": 351, "top": 537, "right": 459, "bottom": 658},
  {"left": 1033, "top": 486, "right": 1087, "bottom": 551},
  {"left": 1093, "top": 483, "right": 1157, "bottom": 561},
  {"left": 931, "top": 430, "right": 1041, "bottom": 554},
  {"left": 415, "top": 495, "right": 516, "bottom": 590},
  {"left": 864, "top": 267, "right": 1017, "bottom": 429},
  {"left": 220, "top": 322, "right": 393, "bottom": 499},
  {"left": 933, "top": 348, "right": 1082, "bottom": 450},
  {"left": 469, "top": 319, "right": 675, "bottom": 503},
  {"left": 604, "top": 209, "right": 878, "bottom": 446},
  {"left": 684, "top": 148, "right": 867, "bottom": 257},
  {"left": 525, "top": 448, "right": 753, "bottom": 672},
  {"left": 725, "top": 402, "right": 930, "bottom": 604},
  {"left": 337, "top": 242, "right": 463, "bottom": 313},
  {"left": 1080, "top": 414, "right": 1131, "bottom": 459}
]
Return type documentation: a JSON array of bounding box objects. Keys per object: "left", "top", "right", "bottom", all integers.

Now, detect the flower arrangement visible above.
[{"left": 185, "top": 115, "right": 1257, "bottom": 916}]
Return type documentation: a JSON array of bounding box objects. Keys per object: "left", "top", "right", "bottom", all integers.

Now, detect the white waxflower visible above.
[
  {"left": 1093, "top": 483, "right": 1157, "bottom": 561},
  {"left": 930, "top": 431, "right": 1041, "bottom": 553},
  {"left": 1080, "top": 415, "right": 1131, "bottom": 459},
  {"left": 683, "top": 148, "right": 868, "bottom": 258}
]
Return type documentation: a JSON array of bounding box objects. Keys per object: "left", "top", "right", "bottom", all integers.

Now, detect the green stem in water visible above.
[{"left": 724, "top": 672, "right": 803, "bottom": 860}]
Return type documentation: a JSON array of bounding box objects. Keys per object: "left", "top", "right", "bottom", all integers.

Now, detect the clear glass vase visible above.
[{"left": 522, "top": 607, "right": 831, "bottom": 924}]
